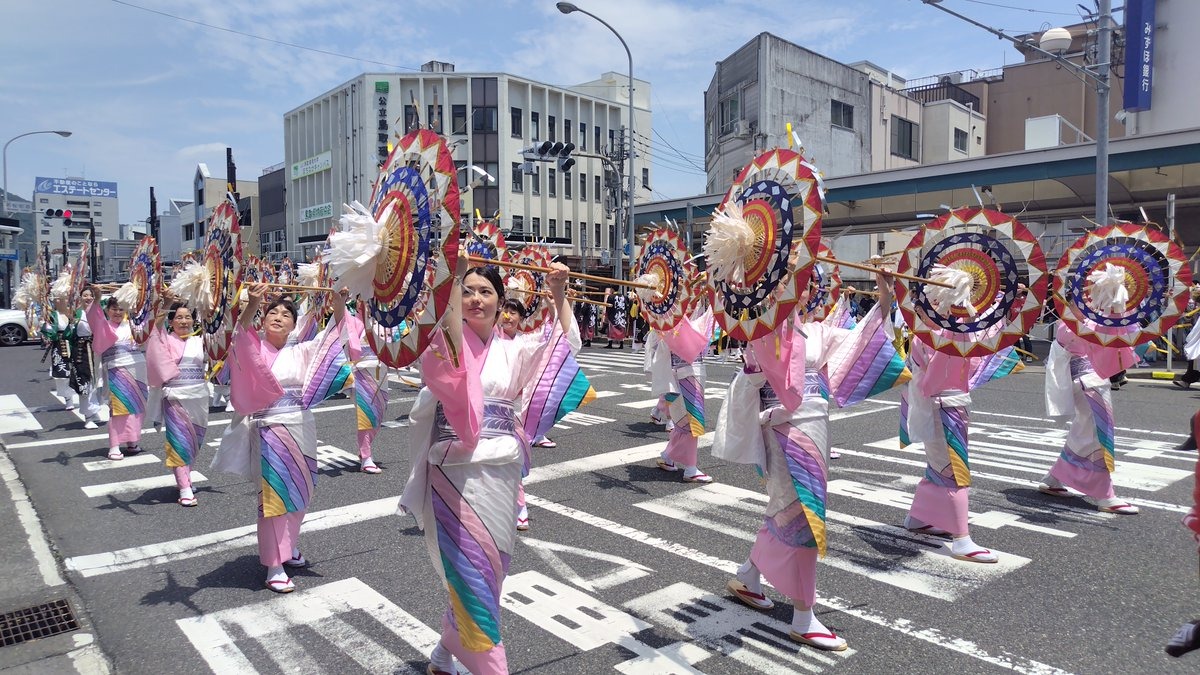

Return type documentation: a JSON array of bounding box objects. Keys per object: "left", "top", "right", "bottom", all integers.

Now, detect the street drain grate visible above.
[{"left": 0, "top": 600, "right": 80, "bottom": 647}]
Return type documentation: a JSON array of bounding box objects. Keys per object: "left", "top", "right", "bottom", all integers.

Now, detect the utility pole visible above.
[
  {"left": 604, "top": 133, "right": 629, "bottom": 280},
  {"left": 149, "top": 187, "right": 159, "bottom": 241},
  {"left": 61, "top": 231, "right": 67, "bottom": 268}
]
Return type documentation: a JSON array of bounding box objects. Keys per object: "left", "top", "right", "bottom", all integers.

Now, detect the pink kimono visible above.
[
  {"left": 86, "top": 302, "right": 147, "bottom": 449},
  {"left": 655, "top": 307, "right": 715, "bottom": 468},
  {"left": 343, "top": 312, "right": 387, "bottom": 462},
  {"left": 1043, "top": 320, "right": 1138, "bottom": 499},
  {"left": 399, "top": 319, "right": 572, "bottom": 675},
  {"left": 146, "top": 328, "right": 208, "bottom": 490}
]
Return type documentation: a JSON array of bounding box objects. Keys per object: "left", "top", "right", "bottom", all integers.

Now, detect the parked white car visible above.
[{"left": 0, "top": 308, "right": 33, "bottom": 346}]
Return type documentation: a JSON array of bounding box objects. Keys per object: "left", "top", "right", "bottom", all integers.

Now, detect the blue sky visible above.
[{"left": 2, "top": 0, "right": 1108, "bottom": 225}]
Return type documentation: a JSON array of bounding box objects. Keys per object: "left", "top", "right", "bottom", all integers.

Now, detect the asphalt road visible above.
[{"left": 1, "top": 340, "right": 1199, "bottom": 674}]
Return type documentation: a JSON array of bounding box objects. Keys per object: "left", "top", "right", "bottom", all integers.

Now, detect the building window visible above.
[
  {"left": 531, "top": 169, "right": 540, "bottom": 195},
  {"left": 564, "top": 220, "right": 573, "bottom": 243},
  {"left": 564, "top": 118, "right": 572, "bottom": 144},
  {"left": 564, "top": 171, "right": 572, "bottom": 199},
  {"left": 531, "top": 111, "right": 540, "bottom": 141},
  {"left": 831, "top": 99, "right": 854, "bottom": 129},
  {"left": 92, "top": 201, "right": 102, "bottom": 206},
  {"left": 41, "top": 229, "right": 49, "bottom": 235},
  {"left": 511, "top": 215, "right": 524, "bottom": 237},
  {"left": 579, "top": 173, "right": 587, "bottom": 201},
  {"left": 549, "top": 115, "right": 557, "bottom": 142},
  {"left": 579, "top": 121, "right": 588, "bottom": 150},
  {"left": 642, "top": 168, "right": 650, "bottom": 190},
  {"left": 427, "top": 105, "right": 443, "bottom": 133},
  {"left": 404, "top": 104, "right": 419, "bottom": 132},
  {"left": 184, "top": 224, "right": 195, "bottom": 240},
  {"left": 609, "top": 129, "right": 616, "bottom": 149},
  {"left": 261, "top": 233, "right": 271, "bottom": 248},
  {"left": 39, "top": 198, "right": 48, "bottom": 203},
  {"left": 595, "top": 223, "right": 602, "bottom": 249},
  {"left": 532, "top": 217, "right": 541, "bottom": 237},
  {"left": 512, "top": 162, "right": 523, "bottom": 192},
  {"left": 954, "top": 127, "right": 969, "bottom": 153},
  {"left": 548, "top": 168, "right": 557, "bottom": 197},
  {"left": 718, "top": 94, "right": 740, "bottom": 135},
  {"left": 275, "top": 230, "right": 285, "bottom": 242},
  {"left": 549, "top": 218, "right": 557, "bottom": 239},
  {"left": 890, "top": 115, "right": 919, "bottom": 161},
  {"left": 511, "top": 107, "right": 523, "bottom": 138},
  {"left": 594, "top": 175, "right": 601, "bottom": 202},
  {"left": 472, "top": 106, "right": 498, "bottom": 133},
  {"left": 93, "top": 211, "right": 102, "bottom": 216},
  {"left": 594, "top": 126, "right": 601, "bottom": 152},
  {"left": 452, "top": 105, "right": 467, "bottom": 134}
]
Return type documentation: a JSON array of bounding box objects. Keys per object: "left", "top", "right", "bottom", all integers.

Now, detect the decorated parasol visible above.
[
  {"left": 115, "top": 236, "right": 163, "bottom": 344},
  {"left": 631, "top": 226, "right": 693, "bottom": 331},
  {"left": 67, "top": 241, "right": 91, "bottom": 308},
  {"left": 1052, "top": 221, "right": 1192, "bottom": 348},
  {"left": 465, "top": 218, "right": 508, "bottom": 267},
  {"left": 502, "top": 244, "right": 555, "bottom": 333},
  {"left": 278, "top": 256, "right": 296, "bottom": 285},
  {"left": 199, "top": 198, "right": 242, "bottom": 336},
  {"left": 895, "top": 207, "right": 1049, "bottom": 357},
  {"left": 804, "top": 242, "right": 841, "bottom": 321},
  {"left": 702, "top": 147, "right": 824, "bottom": 342},
  {"left": 322, "top": 129, "right": 459, "bottom": 368}
]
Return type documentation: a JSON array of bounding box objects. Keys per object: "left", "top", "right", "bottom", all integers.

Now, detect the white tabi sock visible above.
[
  {"left": 266, "top": 566, "right": 289, "bottom": 584},
  {"left": 791, "top": 608, "right": 846, "bottom": 649},
  {"left": 950, "top": 535, "right": 998, "bottom": 563},
  {"left": 430, "top": 643, "right": 457, "bottom": 673},
  {"left": 736, "top": 559, "right": 763, "bottom": 595},
  {"left": 179, "top": 487, "right": 194, "bottom": 500}
]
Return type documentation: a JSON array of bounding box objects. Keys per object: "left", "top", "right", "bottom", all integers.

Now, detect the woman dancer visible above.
[
  {"left": 344, "top": 301, "right": 386, "bottom": 474},
  {"left": 715, "top": 273, "right": 901, "bottom": 651},
  {"left": 44, "top": 299, "right": 77, "bottom": 410},
  {"left": 605, "top": 287, "right": 627, "bottom": 349},
  {"left": 218, "top": 283, "right": 350, "bottom": 593},
  {"left": 1038, "top": 320, "right": 1140, "bottom": 513},
  {"left": 653, "top": 301, "right": 715, "bottom": 483},
  {"left": 85, "top": 289, "right": 148, "bottom": 461},
  {"left": 70, "top": 288, "right": 102, "bottom": 428},
  {"left": 399, "top": 260, "right": 575, "bottom": 675},
  {"left": 146, "top": 303, "right": 208, "bottom": 507}
]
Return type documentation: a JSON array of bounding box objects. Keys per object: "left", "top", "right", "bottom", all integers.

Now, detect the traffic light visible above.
[
  {"left": 44, "top": 208, "right": 73, "bottom": 226},
  {"left": 522, "top": 141, "right": 576, "bottom": 173}
]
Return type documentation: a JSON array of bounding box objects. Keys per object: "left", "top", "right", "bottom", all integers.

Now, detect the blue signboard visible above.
[
  {"left": 1122, "top": 0, "right": 1155, "bottom": 112},
  {"left": 34, "top": 177, "right": 119, "bottom": 199}
]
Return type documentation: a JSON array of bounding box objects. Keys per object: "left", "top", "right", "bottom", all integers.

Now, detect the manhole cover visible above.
[{"left": 0, "top": 599, "right": 80, "bottom": 647}]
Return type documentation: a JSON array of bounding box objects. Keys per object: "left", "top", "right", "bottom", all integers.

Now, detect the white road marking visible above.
[
  {"left": 834, "top": 446, "right": 1190, "bottom": 513},
  {"left": 828, "top": 478, "right": 1077, "bottom": 538},
  {"left": 525, "top": 435, "right": 713, "bottom": 485},
  {"left": 502, "top": 571, "right": 711, "bottom": 674},
  {"left": 0, "top": 434, "right": 65, "bottom": 586},
  {"left": 65, "top": 497, "right": 398, "bottom": 577},
  {"left": 625, "top": 582, "right": 854, "bottom": 673},
  {"left": 554, "top": 411, "right": 617, "bottom": 429},
  {"left": 635, "top": 483, "right": 1030, "bottom": 601},
  {"left": 519, "top": 537, "right": 652, "bottom": 592},
  {"left": 176, "top": 577, "right": 439, "bottom": 673},
  {"left": 863, "top": 435, "right": 1192, "bottom": 492},
  {"left": 83, "top": 454, "right": 161, "bottom": 471},
  {"left": 5, "top": 401, "right": 380, "bottom": 449},
  {"left": 315, "top": 443, "right": 360, "bottom": 470},
  {"left": 967, "top": 408, "right": 1189, "bottom": 438},
  {"left": 81, "top": 471, "right": 207, "bottom": 498},
  {"left": 0, "top": 394, "right": 42, "bottom": 434},
  {"left": 524, "top": 494, "right": 1069, "bottom": 674}
]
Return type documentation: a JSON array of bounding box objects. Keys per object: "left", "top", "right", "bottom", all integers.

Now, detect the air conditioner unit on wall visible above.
[{"left": 735, "top": 120, "right": 751, "bottom": 138}]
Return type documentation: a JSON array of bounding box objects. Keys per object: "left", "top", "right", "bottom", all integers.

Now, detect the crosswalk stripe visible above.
[
  {"left": 83, "top": 454, "right": 161, "bottom": 471},
  {"left": 81, "top": 471, "right": 207, "bottom": 498}
]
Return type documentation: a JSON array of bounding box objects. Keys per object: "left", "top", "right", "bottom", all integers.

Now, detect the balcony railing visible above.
[{"left": 901, "top": 81, "right": 981, "bottom": 111}]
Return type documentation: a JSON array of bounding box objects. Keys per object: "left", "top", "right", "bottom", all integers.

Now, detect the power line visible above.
[
  {"left": 632, "top": 134, "right": 707, "bottom": 174},
  {"left": 956, "top": 0, "right": 1081, "bottom": 16},
  {"left": 108, "top": 0, "right": 422, "bottom": 71},
  {"left": 632, "top": 139, "right": 706, "bottom": 176}
]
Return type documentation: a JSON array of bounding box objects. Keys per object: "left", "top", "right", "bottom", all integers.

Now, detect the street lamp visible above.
[
  {"left": 921, "top": 0, "right": 1113, "bottom": 230},
  {"left": 556, "top": 1, "right": 636, "bottom": 281},
  {"left": 3, "top": 130, "right": 72, "bottom": 216},
  {"left": 457, "top": 164, "right": 496, "bottom": 230}
]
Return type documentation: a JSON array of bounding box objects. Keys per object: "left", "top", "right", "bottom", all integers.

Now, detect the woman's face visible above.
[
  {"left": 104, "top": 302, "right": 126, "bottom": 323},
  {"left": 498, "top": 307, "right": 519, "bottom": 337},
  {"left": 170, "top": 307, "right": 194, "bottom": 337},
  {"left": 264, "top": 304, "right": 296, "bottom": 340},
  {"left": 463, "top": 273, "right": 501, "bottom": 333},
  {"left": 81, "top": 289, "right": 94, "bottom": 306}
]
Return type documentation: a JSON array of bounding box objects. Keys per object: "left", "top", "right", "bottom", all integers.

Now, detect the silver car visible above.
[{"left": 0, "top": 308, "right": 33, "bottom": 346}]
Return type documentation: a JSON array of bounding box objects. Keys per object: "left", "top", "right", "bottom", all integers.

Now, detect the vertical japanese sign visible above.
[
  {"left": 376, "top": 81, "right": 390, "bottom": 163},
  {"left": 1122, "top": 0, "right": 1155, "bottom": 112}
]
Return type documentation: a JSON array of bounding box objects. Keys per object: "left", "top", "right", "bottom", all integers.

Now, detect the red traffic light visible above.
[{"left": 62, "top": 209, "right": 72, "bottom": 219}]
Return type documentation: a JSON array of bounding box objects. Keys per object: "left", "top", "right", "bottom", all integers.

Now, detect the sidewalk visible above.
[{"left": 0, "top": 442, "right": 110, "bottom": 674}]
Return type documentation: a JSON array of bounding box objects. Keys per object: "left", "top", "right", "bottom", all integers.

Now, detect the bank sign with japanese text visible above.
[
  {"left": 35, "top": 177, "right": 118, "bottom": 199},
  {"left": 1122, "top": 0, "right": 1155, "bottom": 112},
  {"left": 300, "top": 202, "right": 333, "bottom": 223}
]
